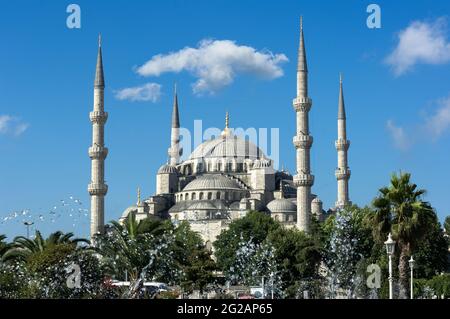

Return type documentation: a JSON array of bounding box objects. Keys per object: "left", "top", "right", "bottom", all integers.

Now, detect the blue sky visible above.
[{"left": 1, "top": 0, "right": 450, "bottom": 239}]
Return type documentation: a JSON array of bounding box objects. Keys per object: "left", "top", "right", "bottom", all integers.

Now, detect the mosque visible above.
[{"left": 87, "top": 19, "right": 352, "bottom": 245}]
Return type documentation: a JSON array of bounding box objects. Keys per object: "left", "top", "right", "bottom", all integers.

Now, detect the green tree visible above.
[
  {"left": 371, "top": 172, "right": 437, "bottom": 298},
  {"left": 181, "top": 248, "right": 216, "bottom": 295},
  {"left": 24, "top": 243, "right": 107, "bottom": 298},
  {"left": 97, "top": 219, "right": 179, "bottom": 283},
  {"left": 3, "top": 230, "right": 89, "bottom": 262},
  {"left": 267, "top": 227, "right": 321, "bottom": 297},
  {"left": 413, "top": 217, "right": 449, "bottom": 278},
  {"left": 98, "top": 217, "right": 215, "bottom": 297},
  {"left": 0, "top": 235, "right": 9, "bottom": 260},
  {"left": 444, "top": 216, "right": 450, "bottom": 235},
  {"left": 213, "top": 211, "right": 280, "bottom": 272}
]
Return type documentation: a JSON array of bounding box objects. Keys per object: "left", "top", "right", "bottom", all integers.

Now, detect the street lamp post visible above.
[
  {"left": 409, "top": 256, "right": 415, "bottom": 299},
  {"left": 384, "top": 233, "right": 396, "bottom": 299},
  {"left": 24, "top": 221, "right": 34, "bottom": 239}
]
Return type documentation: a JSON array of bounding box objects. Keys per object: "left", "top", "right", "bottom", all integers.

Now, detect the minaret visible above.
[
  {"left": 88, "top": 35, "right": 108, "bottom": 238},
  {"left": 137, "top": 187, "right": 141, "bottom": 205},
  {"left": 335, "top": 74, "right": 351, "bottom": 209},
  {"left": 168, "top": 84, "right": 180, "bottom": 166},
  {"left": 293, "top": 17, "right": 314, "bottom": 233}
]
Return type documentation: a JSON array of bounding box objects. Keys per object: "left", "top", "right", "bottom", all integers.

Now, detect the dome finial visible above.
[
  {"left": 98, "top": 33, "right": 102, "bottom": 47},
  {"left": 221, "top": 111, "right": 231, "bottom": 137},
  {"left": 225, "top": 111, "right": 229, "bottom": 128},
  {"left": 137, "top": 187, "right": 141, "bottom": 205},
  {"left": 300, "top": 16, "right": 303, "bottom": 30}
]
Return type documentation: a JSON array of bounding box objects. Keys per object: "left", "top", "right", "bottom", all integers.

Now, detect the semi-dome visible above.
[
  {"left": 183, "top": 174, "right": 242, "bottom": 191},
  {"left": 189, "top": 135, "right": 266, "bottom": 161},
  {"left": 267, "top": 198, "right": 297, "bottom": 213},
  {"left": 158, "top": 164, "right": 178, "bottom": 174},
  {"left": 187, "top": 201, "right": 218, "bottom": 210}
]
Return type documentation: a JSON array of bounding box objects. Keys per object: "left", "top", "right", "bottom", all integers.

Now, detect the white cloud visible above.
[
  {"left": 136, "top": 39, "right": 288, "bottom": 94},
  {"left": 386, "top": 95, "right": 450, "bottom": 151},
  {"left": 425, "top": 96, "right": 450, "bottom": 139},
  {"left": 386, "top": 120, "right": 411, "bottom": 151},
  {"left": 0, "top": 115, "right": 29, "bottom": 136},
  {"left": 386, "top": 17, "right": 450, "bottom": 75},
  {"left": 115, "top": 83, "right": 162, "bottom": 102}
]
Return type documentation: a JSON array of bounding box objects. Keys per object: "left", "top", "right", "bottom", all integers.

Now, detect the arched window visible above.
[
  {"left": 217, "top": 162, "right": 222, "bottom": 171},
  {"left": 199, "top": 192, "right": 204, "bottom": 200},
  {"left": 216, "top": 192, "right": 221, "bottom": 200},
  {"left": 274, "top": 215, "right": 279, "bottom": 221},
  {"left": 207, "top": 192, "right": 212, "bottom": 200},
  {"left": 180, "top": 194, "right": 183, "bottom": 201},
  {"left": 185, "top": 193, "right": 189, "bottom": 200},
  {"left": 192, "top": 193, "right": 196, "bottom": 200}
]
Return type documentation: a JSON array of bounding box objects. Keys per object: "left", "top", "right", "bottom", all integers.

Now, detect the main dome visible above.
[{"left": 189, "top": 135, "right": 266, "bottom": 161}]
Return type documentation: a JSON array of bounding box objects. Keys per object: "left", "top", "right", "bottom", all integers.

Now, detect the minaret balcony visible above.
[
  {"left": 89, "top": 111, "right": 108, "bottom": 124},
  {"left": 335, "top": 168, "right": 351, "bottom": 180},
  {"left": 335, "top": 200, "right": 352, "bottom": 209},
  {"left": 89, "top": 146, "right": 108, "bottom": 159},
  {"left": 293, "top": 173, "right": 314, "bottom": 187},
  {"left": 292, "top": 97, "right": 312, "bottom": 112},
  {"left": 293, "top": 135, "right": 313, "bottom": 149},
  {"left": 335, "top": 139, "right": 350, "bottom": 151},
  {"left": 88, "top": 183, "right": 108, "bottom": 196}
]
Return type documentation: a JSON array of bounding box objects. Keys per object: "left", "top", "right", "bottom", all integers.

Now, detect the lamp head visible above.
[{"left": 384, "top": 233, "right": 396, "bottom": 255}]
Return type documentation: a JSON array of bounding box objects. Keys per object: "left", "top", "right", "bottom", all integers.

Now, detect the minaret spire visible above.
[
  {"left": 293, "top": 17, "right": 314, "bottom": 233},
  {"left": 168, "top": 83, "right": 181, "bottom": 165},
  {"left": 137, "top": 187, "right": 141, "bottom": 205},
  {"left": 94, "top": 34, "right": 104, "bottom": 88},
  {"left": 89, "top": 35, "right": 109, "bottom": 239},
  {"left": 335, "top": 74, "right": 351, "bottom": 209},
  {"left": 338, "top": 73, "right": 346, "bottom": 120}
]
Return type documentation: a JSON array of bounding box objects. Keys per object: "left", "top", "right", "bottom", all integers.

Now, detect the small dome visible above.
[
  {"left": 121, "top": 205, "right": 137, "bottom": 218},
  {"left": 267, "top": 198, "right": 297, "bottom": 213},
  {"left": 312, "top": 197, "right": 322, "bottom": 203},
  {"left": 158, "top": 164, "right": 178, "bottom": 174},
  {"left": 183, "top": 174, "right": 242, "bottom": 191}
]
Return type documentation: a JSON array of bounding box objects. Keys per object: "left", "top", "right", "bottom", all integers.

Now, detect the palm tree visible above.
[
  {"left": 2, "top": 230, "right": 89, "bottom": 262},
  {"left": 109, "top": 213, "right": 167, "bottom": 240},
  {"left": 371, "top": 172, "right": 436, "bottom": 298},
  {"left": 0, "top": 234, "right": 10, "bottom": 261},
  {"left": 98, "top": 214, "right": 169, "bottom": 281}
]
